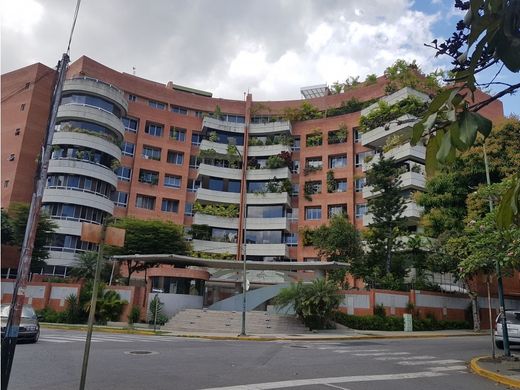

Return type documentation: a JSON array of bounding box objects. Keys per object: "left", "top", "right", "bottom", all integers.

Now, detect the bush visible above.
[
  {"left": 374, "top": 304, "right": 386, "bottom": 317},
  {"left": 335, "top": 312, "right": 471, "bottom": 331},
  {"left": 128, "top": 306, "right": 141, "bottom": 325},
  {"left": 36, "top": 307, "right": 67, "bottom": 323}
]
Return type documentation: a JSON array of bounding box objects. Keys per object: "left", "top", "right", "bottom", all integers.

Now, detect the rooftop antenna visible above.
[
  {"left": 133, "top": 66, "right": 136, "bottom": 75},
  {"left": 1, "top": 1, "right": 82, "bottom": 389}
]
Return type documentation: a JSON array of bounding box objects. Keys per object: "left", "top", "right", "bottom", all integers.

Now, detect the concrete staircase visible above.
[{"left": 163, "top": 308, "right": 310, "bottom": 334}]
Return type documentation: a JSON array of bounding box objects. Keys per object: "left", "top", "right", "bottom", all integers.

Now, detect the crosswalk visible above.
[
  {"left": 286, "top": 342, "right": 467, "bottom": 374},
  {"left": 38, "top": 332, "right": 182, "bottom": 344}
]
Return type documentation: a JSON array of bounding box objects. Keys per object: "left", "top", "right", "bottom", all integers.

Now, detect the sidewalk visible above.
[{"left": 471, "top": 355, "right": 520, "bottom": 389}]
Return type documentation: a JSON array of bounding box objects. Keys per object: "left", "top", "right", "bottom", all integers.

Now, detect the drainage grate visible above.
[{"left": 125, "top": 350, "right": 158, "bottom": 356}]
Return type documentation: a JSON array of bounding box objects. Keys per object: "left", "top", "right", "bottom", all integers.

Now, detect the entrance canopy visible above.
[{"left": 110, "top": 253, "right": 347, "bottom": 272}]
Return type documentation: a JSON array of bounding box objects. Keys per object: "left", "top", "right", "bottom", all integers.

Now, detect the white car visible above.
[{"left": 495, "top": 310, "right": 520, "bottom": 348}]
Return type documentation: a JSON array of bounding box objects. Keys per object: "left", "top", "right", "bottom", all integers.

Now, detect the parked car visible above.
[
  {"left": 495, "top": 310, "right": 520, "bottom": 348},
  {"left": 0, "top": 304, "right": 40, "bottom": 343}
]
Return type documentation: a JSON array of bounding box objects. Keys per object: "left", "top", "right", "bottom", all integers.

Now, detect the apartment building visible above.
[{"left": 1, "top": 56, "right": 504, "bottom": 278}]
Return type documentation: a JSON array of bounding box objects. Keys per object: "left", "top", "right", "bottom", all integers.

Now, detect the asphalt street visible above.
[{"left": 7, "top": 329, "right": 517, "bottom": 390}]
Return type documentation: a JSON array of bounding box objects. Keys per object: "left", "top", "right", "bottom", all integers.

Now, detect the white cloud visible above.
[{"left": 1, "top": 0, "right": 44, "bottom": 34}]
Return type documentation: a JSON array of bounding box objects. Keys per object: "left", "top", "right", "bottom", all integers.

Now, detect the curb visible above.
[
  {"left": 470, "top": 356, "right": 520, "bottom": 389},
  {"left": 169, "top": 332, "right": 484, "bottom": 342},
  {"left": 40, "top": 323, "right": 168, "bottom": 336}
]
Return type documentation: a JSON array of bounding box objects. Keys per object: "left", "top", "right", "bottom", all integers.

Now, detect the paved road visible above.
[{"left": 8, "top": 329, "right": 516, "bottom": 390}]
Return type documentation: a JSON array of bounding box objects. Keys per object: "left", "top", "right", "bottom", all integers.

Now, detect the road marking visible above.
[
  {"left": 398, "top": 359, "right": 464, "bottom": 366},
  {"left": 198, "top": 371, "right": 449, "bottom": 390},
  {"left": 353, "top": 352, "right": 410, "bottom": 356},
  {"left": 39, "top": 338, "right": 71, "bottom": 343},
  {"left": 323, "top": 383, "right": 350, "bottom": 390},
  {"left": 429, "top": 365, "right": 467, "bottom": 372},
  {"left": 333, "top": 349, "right": 387, "bottom": 354},
  {"left": 375, "top": 355, "right": 436, "bottom": 361}
]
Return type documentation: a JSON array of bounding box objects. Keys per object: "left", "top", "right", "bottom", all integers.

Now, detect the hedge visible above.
[{"left": 334, "top": 312, "right": 471, "bottom": 331}]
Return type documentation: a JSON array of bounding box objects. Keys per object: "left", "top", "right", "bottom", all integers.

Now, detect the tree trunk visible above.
[
  {"left": 126, "top": 260, "right": 133, "bottom": 286},
  {"left": 385, "top": 230, "right": 393, "bottom": 274},
  {"left": 469, "top": 291, "right": 480, "bottom": 332}
]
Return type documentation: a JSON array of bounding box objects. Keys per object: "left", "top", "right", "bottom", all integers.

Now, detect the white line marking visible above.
[
  {"left": 375, "top": 355, "right": 436, "bottom": 361},
  {"left": 398, "top": 359, "right": 464, "bottom": 366},
  {"left": 323, "top": 383, "right": 350, "bottom": 390},
  {"left": 333, "top": 349, "right": 388, "bottom": 353},
  {"left": 353, "top": 352, "right": 410, "bottom": 356},
  {"left": 429, "top": 365, "right": 467, "bottom": 372},
  {"left": 197, "top": 371, "right": 448, "bottom": 390},
  {"left": 39, "top": 339, "right": 71, "bottom": 343}
]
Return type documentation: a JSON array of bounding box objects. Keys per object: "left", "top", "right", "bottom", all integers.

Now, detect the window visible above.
[
  {"left": 142, "top": 145, "right": 161, "bottom": 161},
  {"left": 292, "top": 137, "right": 300, "bottom": 151},
  {"left": 123, "top": 117, "right": 139, "bottom": 133},
  {"left": 114, "top": 191, "right": 128, "bottom": 207},
  {"left": 329, "top": 154, "right": 347, "bottom": 169},
  {"left": 145, "top": 123, "right": 163, "bottom": 137},
  {"left": 15, "top": 128, "right": 21, "bottom": 136},
  {"left": 221, "top": 114, "right": 245, "bottom": 123},
  {"left": 306, "top": 157, "right": 322, "bottom": 168},
  {"left": 149, "top": 100, "right": 166, "bottom": 110},
  {"left": 228, "top": 180, "right": 241, "bottom": 193},
  {"left": 284, "top": 232, "right": 298, "bottom": 246},
  {"left": 305, "top": 181, "right": 322, "bottom": 194},
  {"left": 208, "top": 177, "right": 224, "bottom": 191},
  {"left": 328, "top": 204, "right": 347, "bottom": 218},
  {"left": 355, "top": 178, "right": 366, "bottom": 192},
  {"left": 164, "top": 174, "right": 181, "bottom": 189},
  {"left": 305, "top": 206, "right": 322, "bottom": 220},
  {"left": 292, "top": 183, "right": 299, "bottom": 196},
  {"left": 189, "top": 155, "right": 201, "bottom": 168},
  {"left": 8, "top": 154, "right": 15, "bottom": 161},
  {"left": 306, "top": 132, "right": 323, "bottom": 147},
  {"left": 334, "top": 179, "right": 347, "bottom": 193},
  {"left": 4, "top": 180, "right": 9, "bottom": 188},
  {"left": 246, "top": 205, "right": 284, "bottom": 218},
  {"left": 139, "top": 169, "right": 159, "bottom": 185},
  {"left": 116, "top": 166, "right": 132, "bottom": 181},
  {"left": 128, "top": 94, "right": 137, "bottom": 102},
  {"left": 328, "top": 129, "right": 347, "bottom": 144},
  {"left": 161, "top": 198, "right": 179, "bottom": 213},
  {"left": 20, "top": 103, "right": 25, "bottom": 111},
  {"left": 354, "top": 127, "right": 361, "bottom": 143},
  {"left": 171, "top": 105, "right": 188, "bottom": 115},
  {"left": 122, "top": 142, "right": 135, "bottom": 157},
  {"left": 195, "top": 111, "right": 204, "bottom": 118},
  {"left": 185, "top": 202, "right": 193, "bottom": 216},
  {"left": 291, "top": 160, "right": 300, "bottom": 174},
  {"left": 356, "top": 151, "right": 374, "bottom": 168},
  {"left": 287, "top": 208, "right": 298, "bottom": 221},
  {"left": 355, "top": 204, "right": 368, "bottom": 218},
  {"left": 191, "top": 132, "right": 202, "bottom": 145},
  {"left": 170, "top": 127, "right": 186, "bottom": 142},
  {"left": 136, "top": 194, "right": 155, "bottom": 210},
  {"left": 167, "top": 150, "right": 184, "bottom": 165},
  {"left": 187, "top": 179, "right": 200, "bottom": 192}
]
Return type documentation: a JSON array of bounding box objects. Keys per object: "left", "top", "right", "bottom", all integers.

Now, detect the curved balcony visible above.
[
  {"left": 197, "top": 163, "right": 242, "bottom": 180},
  {"left": 199, "top": 140, "right": 243, "bottom": 155},
  {"left": 46, "top": 250, "right": 78, "bottom": 267},
  {"left": 52, "top": 131, "right": 122, "bottom": 160},
  {"left": 53, "top": 219, "right": 83, "bottom": 236},
  {"left": 57, "top": 104, "right": 125, "bottom": 139},
  {"left": 363, "top": 171, "right": 425, "bottom": 199},
  {"left": 247, "top": 243, "right": 289, "bottom": 257},
  {"left": 360, "top": 87, "right": 430, "bottom": 117},
  {"left": 63, "top": 77, "right": 128, "bottom": 114},
  {"left": 193, "top": 214, "right": 238, "bottom": 230},
  {"left": 42, "top": 188, "right": 114, "bottom": 214},
  {"left": 202, "top": 117, "right": 245, "bottom": 134},
  {"left": 361, "top": 114, "right": 417, "bottom": 149},
  {"left": 249, "top": 121, "right": 291, "bottom": 135},
  {"left": 48, "top": 159, "right": 117, "bottom": 188},
  {"left": 363, "top": 201, "right": 423, "bottom": 226},
  {"left": 192, "top": 239, "right": 237, "bottom": 255},
  {"left": 248, "top": 144, "right": 290, "bottom": 157},
  {"left": 247, "top": 167, "right": 290, "bottom": 181}
]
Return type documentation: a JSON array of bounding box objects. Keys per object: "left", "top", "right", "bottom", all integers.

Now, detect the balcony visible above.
[
  {"left": 246, "top": 243, "right": 289, "bottom": 257},
  {"left": 361, "top": 114, "right": 417, "bottom": 149},
  {"left": 362, "top": 143, "right": 426, "bottom": 172},
  {"left": 192, "top": 239, "right": 237, "bottom": 255},
  {"left": 363, "top": 201, "right": 423, "bottom": 226},
  {"left": 48, "top": 159, "right": 117, "bottom": 188},
  {"left": 57, "top": 104, "right": 125, "bottom": 139},
  {"left": 193, "top": 214, "right": 289, "bottom": 231},
  {"left": 249, "top": 121, "right": 291, "bottom": 135},
  {"left": 195, "top": 188, "right": 291, "bottom": 206},
  {"left": 248, "top": 144, "right": 291, "bottom": 157},
  {"left": 42, "top": 188, "right": 114, "bottom": 214},
  {"left": 199, "top": 139, "right": 244, "bottom": 156},
  {"left": 52, "top": 131, "right": 122, "bottom": 160},
  {"left": 202, "top": 117, "right": 245, "bottom": 134},
  {"left": 247, "top": 192, "right": 291, "bottom": 206},
  {"left": 247, "top": 167, "right": 291, "bottom": 181},
  {"left": 193, "top": 214, "right": 238, "bottom": 230},
  {"left": 197, "top": 163, "right": 242, "bottom": 180},
  {"left": 63, "top": 77, "right": 128, "bottom": 114},
  {"left": 360, "top": 87, "right": 430, "bottom": 117},
  {"left": 362, "top": 171, "right": 425, "bottom": 199},
  {"left": 53, "top": 219, "right": 83, "bottom": 236}
]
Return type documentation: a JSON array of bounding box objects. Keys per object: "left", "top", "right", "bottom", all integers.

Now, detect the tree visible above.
[
  {"left": 104, "top": 218, "right": 190, "bottom": 285},
  {"left": 274, "top": 279, "right": 341, "bottom": 330},
  {"left": 4, "top": 203, "right": 57, "bottom": 271},
  {"left": 364, "top": 157, "right": 407, "bottom": 276},
  {"left": 1, "top": 209, "right": 14, "bottom": 244},
  {"left": 311, "top": 215, "right": 363, "bottom": 287},
  {"left": 69, "top": 251, "right": 113, "bottom": 282},
  {"left": 412, "top": 0, "right": 520, "bottom": 227}
]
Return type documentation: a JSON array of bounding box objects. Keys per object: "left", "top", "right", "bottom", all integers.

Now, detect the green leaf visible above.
[
  {"left": 425, "top": 132, "right": 440, "bottom": 177},
  {"left": 436, "top": 130, "right": 452, "bottom": 163},
  {"left": 411, "top": 121, "right": 425, "bottom": 146},
  {"left": 449, "top": 122, "right": 468, "bottom": 151},
  {"left": 473, "top": 112, "right": 492, "bottom": 137},
  {"left": 458, "top": 110, "right": 479, "bottom": 148},
  {"left": 497, "top": 174, "right": 520, "bottom": 229}
]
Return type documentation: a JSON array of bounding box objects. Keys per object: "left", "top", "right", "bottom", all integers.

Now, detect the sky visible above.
[{"left": 1, "top": 0, "right": 517, "bottom": 114}]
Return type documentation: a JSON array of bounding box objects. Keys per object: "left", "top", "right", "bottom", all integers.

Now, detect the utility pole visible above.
[
  {"left": 1, "top": 53, "right": 70, "bottom": 390},
  {"left": 483, "top": 142, "right": 510, "bottom": 357}
]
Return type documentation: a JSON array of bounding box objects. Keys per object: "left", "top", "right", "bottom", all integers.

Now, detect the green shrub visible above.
[
  {"left": 36, "top": 307, "right": 67, "bottom": 323},
  {"left": 374, "top": 304, "right": 386, "bottom": 317},
  {"left": 128, "top": 306, "right": 141, "bottom": 325}
]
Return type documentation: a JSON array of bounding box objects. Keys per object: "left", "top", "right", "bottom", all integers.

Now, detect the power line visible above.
[
  {"left": 1, "top": 68, "right": 56, "bottom": 103},
  {"left": 67, "top": 0, "right": 82, "bottom": 55}
]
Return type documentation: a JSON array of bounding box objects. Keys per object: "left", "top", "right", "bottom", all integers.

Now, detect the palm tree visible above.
[{"left": 69, "top": 251, "right": 112, "bottom": 282}]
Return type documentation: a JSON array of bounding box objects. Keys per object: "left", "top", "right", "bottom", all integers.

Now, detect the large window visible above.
[
  {"left": 61, "top": 93, "right": 122, "bottom": 118},
  {"left": 228, "top": 180, "right": 241, "bottom": 193},
  {"left": 161, "top": 198, "right": 179, "bottom": 213},
  {"left": 116, "top": 166, "right": 132, "bottom": 182},
  {"left": 46, "top": 174, "right": 113, "bottom": 198},
  {"left": 191, "top": 132, "right": 202, "bottom": 146},
  {"left": 334, "top": 179, "right": 347, "bottom": 193},
  {"left": 189, "top": 155, "right": 201, "bottom": 168},
  {"left": 171, "top": 105, "right": 188, "bottom": 115},
  {"left": 122, "top": 141, "right": 135, "bottom": 157},
  {"left": 329, "top": 154, "right": 347, "bottom": 169},
  {"left": 167, "top": 150, "right": 184, "bottom": 165},
  {"left": 142, "top": 145, "right": 161, "bottom": 161},
  {"left": 284, "top": 232, "right": 298, "bottom": 246},
  {"left": 139, "top": 169, "right": 159, "bottom": 185},
  {"left": 355, "top": 204, "right": 368, "bottom": 218},
  {"left": 208, "top": 178, "right": 224, "bottom": 191},
  {"left": 42, "top": 203, "right": 107, "bottom": 224},
  {"left": 245, "top": 230, "right": 282, "bottom": 244},
  {"left": 122, "top": 117, "right": 138, "bottom": 133},
  {"left": 164, "top": 174, "right": 182, "bottom": 189},
  {"left": 145, "top": 123, "right": 163, "bottom": 137},
  {"left": 356, "top": 151, "right": 374, "bottom": 168},
  {"left": 170, "top": 127, "right": 186, "bottom": 142},
  {"left": 135, "top": 194, "right": 155, "bottom": 210},
  {"left": 355, "top": 178, "right": 366, "bottom": 192},
  {"left": 305, "top": 181, "right": 322, "bottom": 194},
  {"left": 354, "top": 127, "right": 361, "bottom": 143},
  {"left": 292, "top": 137, "right": 300, "bottom": 151},
  {"left": 114, "top": 191, "right": 128, "bottom": 207},
  {"left": 328, "top": 204, "right": 347, "bottom": 218},
  {"left": 305, "top": 157, "right": 323, "bottom": 169},
  {"left": 187, "top": 179, "right": 200, "bottom": 192},
  {"left": 305, "top": 206, "right": 322, "bottom": 220},
  {"left": 184, "top": 202, "right": 193, "bottom": 216},
  {"left": 46, "top": 233, "right": 97, "bottom": 253},
  {"left": 149, "top": 100, "right": 166, "bottom": 110},
  {"left": 246, "top": 205, "right": 284, "bottom": 218}
]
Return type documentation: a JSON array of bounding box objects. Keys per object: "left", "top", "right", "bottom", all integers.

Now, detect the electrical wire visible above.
[
  {"left": 66, "top": 0, "right": 82, "bottom": 55},
  {"left": 1, "top": 68, "right": 56, "bottom": 103}
]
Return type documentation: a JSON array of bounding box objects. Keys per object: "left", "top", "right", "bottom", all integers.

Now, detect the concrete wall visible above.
[{"left": 150, "top": 292, "right": 203, "bottom": 317}]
